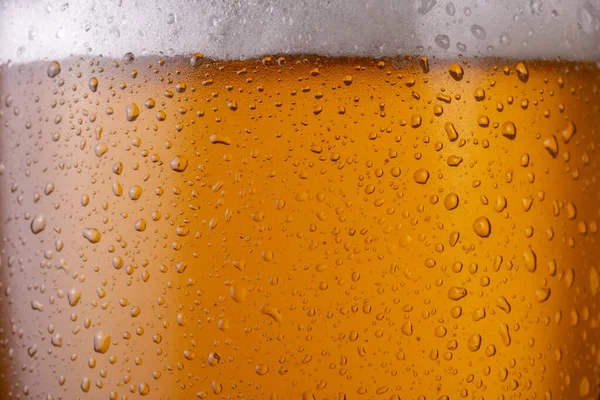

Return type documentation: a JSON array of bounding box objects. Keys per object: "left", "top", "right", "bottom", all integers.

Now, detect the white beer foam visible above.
[{"left": 1, "top": 0, "right": 599, "bottom": 64}]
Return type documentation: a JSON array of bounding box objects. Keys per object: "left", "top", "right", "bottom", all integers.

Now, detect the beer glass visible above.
[{"left": 1, "top": 1, "right": 599, "bottom": 398}]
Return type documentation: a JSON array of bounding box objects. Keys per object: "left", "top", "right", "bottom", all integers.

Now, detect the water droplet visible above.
[
  {"left": 535, "top": 287, "right": 551, "bottom": 302},
  {"left": 579, "top": 376, "right": 590, "bottom": 396},
  {"left": 81, "top": 377, "right": 91, "bottom": 393},
  {"left": 207, "top": 352, "right": 220, "bottom": 366},
  {"left": 82, "top": 228, "right": 101, "bottom": 243},
  {"left": 261, "top": 304, "right": 283, "bottom": 322},
  {"left": 496, "top": 296, "right": 511, "bottom": 313},
  {"left": 499, "top": 32, "right": 512, "bottom": 46},
  {"left": 444, "top": 122, "right": 459, "bottom": 142},
  {"left": 498, "top": 323, "right": 511, "bottom": 346},
  {"left": 170, "top": 155, "right": 188, "bottom": 172},
  {"left": 444, "top": 193, "right": 459, "bottom": 210},
  {"left": 448, "top": 64, "right": 464, "bottom": 80},
  {"left": 94, "top": 142, "right": 108, "bottom": 157},
  {"left": 230, "top": 285, "right": 248, "bottom": 303},
  {"left": 51, "top": 333, "right": 63, "bottom": 347},
  {"left": 420, "top": 56, "right": 430, "bottom": 73},
  {"left": 411, "top": 114, "right": 422, "bottom": 128},
  {"left": 88, "top": 77, "right": 98, "bottom": 92},
  {"left": 471, "top": 24, "right": 486, "bottom": 39},
  {"left": 473, "top": 216, "right": 491, "bottom": 238},
  {"left": 447, "top": 155, "right": 463, "bottom": 166},
  {"left": 123, "top": 52, "right": 135, "bottom": 64},
  {"left": 255, "top": 364, "right": 269, "bottom": 376},
  {"left": 473, "top": 307, "right": 486, "bottom": 321},
  {"left": 129, "top": 185, "right": 143, "bottom": 200},
  {"left": 523, "top": 246, "right": 537, "bottom": 272},
  {"left": 134, "top": 219, "right": 147, "bottom": 232},
  {"left": 448, "top": 286, "right": 467, "bottom": 300},
  {"left": 434, "top": 325, "right": 447, "bottom": 337},
  {"left": 139, "top": 382, "right": 150, "bottom": 396},
  {"left": 561, "top": 121, "right": 576, "bottom": 143},
  {"left": 414, "top": 169, "right": 429, "bottom": 184},
  {"left": 31, "top": 214, "right": 46, "bottom": 234},
  {"left": 494, "top": 196, "right": 507, "bottom": 212},
  {"left": 209, "top": 134, "right": 232, "bottom": 145},
  {"left": 401, "top": 321, "right": 413, "bottom": 336},
  {"left": 94, "top": 331, "right": 111, "bottom": 353},
  {"left": 501, "top": 122, "right": 516, "bottom": 139},
  {"left": 126, "top": 103, "right": 140, "bottom": 121},
  {"left": 515, "top": 62, "right": 529, "bottom": 82},
  {"left": 47, "top": 61, "right": 61, "bottom": 78},
  {"left": 435, "top": 34, "right": 451, "bottom": 50},
  {"left": 543, "top": 135, "right": 559, "bottom": 157},
  {"left": 449, "top": 231, "right": 460, "bottom": 247},
  {"left": 190, "top": 52, "right": 204, "bottom": 66},
  {"left": 468, "top": 333, "right": 482, "bottom": 351},
  {"left": 67, "top": 288, "right": 81, "bottom": 306}
]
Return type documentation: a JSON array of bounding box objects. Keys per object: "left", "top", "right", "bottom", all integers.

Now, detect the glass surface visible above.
[{"left": 1, "top": 1, "right": 599, "bottom": 399}]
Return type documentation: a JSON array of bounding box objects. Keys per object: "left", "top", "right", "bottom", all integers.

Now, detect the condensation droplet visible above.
[
  {"left": 126, "top": 103, "right": 140, "bottom": 121},
  {"left": 448, "top": 64, "right": 464, "bottom": 80},
  {"left": 473, "top": 216, "right": 491, "bottom": 238},
  {"left": 501, "top": 122, "right": 516, "bottom": 139},
  {"left": 88, "top": 77, "right": 98, "bottom": 92},
  {"left": 435, "top": 34, "right": 451, "bottom": 50},
  {"left": 543, "top": 135, "right": 559, "bottom": 157},
  {"left": 31, "top": 214, "right": 46, "bottom": 234},
  {"left": 448, "top": 286, "right": 467, "bottom": 300},
  {"left": 414, "top": 169, "right": 430, "bottom": 184},
  {"left": 94, "top": 331, "right": 111, "bottom": 353},
  {"left": 468, "top": 333, "right": 482, "bottom": 351},
  {"left": 498, "top": 323, "right": 511, "bottom": 346},
  {"left": 47, "top": 61, "right": 61, "bottom": 78},
  {"left": 535, "top": 287, "right": 551, "bottom": 303},
  {"left": 170, "top": 155, "right": 188, "bottom": 172},
  {"left": 515, "top": 61, "right": 529, "bottom": 82},
  {"left": 471, "top": 24, "right": 486, "bottom": 39},
  {"left": 523, "top": 246, "right": 537, "bottom": 272},
  {"left": 67, "top": 288, "right": 81, "bottom": 306},
  {"left": 82, "top": 228, "right": 101, "bottom": 243},
  {"left": 444, "top": 193, "right": 459, "bottom": 210}
]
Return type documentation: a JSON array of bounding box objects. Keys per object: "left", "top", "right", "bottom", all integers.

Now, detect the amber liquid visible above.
[{"left": 0, "top": 55, "right": 598, "bottom": 399}]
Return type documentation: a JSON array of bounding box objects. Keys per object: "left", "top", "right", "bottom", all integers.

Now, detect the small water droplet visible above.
[
  {"left": 448, "top": 286, "right": 467, "bottom": 300},
  {"left": 448, "top": 64, "right": 464, "bottom": 80},
  {"left": 126, "top": 103, "right": 140, "bottom": 121},
  {"left": 82, "top": 228, "right": 101, "bottom": 243},
  {"left": 67, "top": 288, "right": 81, "bottom": 306},
  {"left": 515, "top": 62, "right": 529, "bottom": 82},
  {"left": 435, "top": 34, "right": 451, "bottom": 50},
  {"left": 543, "top": 135, "right": 559, "bottom": 157},
  {"left": 473, "top": 216, "right": 491, "bottom": 238},
  {"left": 94, "top": 331, "right": 111, "bottom": 353},
  {"left": 471, "top": 24, "right": 486, "bottom": 39},
  {"left": 170, "top": 155, "right": 188, "bottom": 172},
  {"left": 468, "top": 333, "right": 482, "bottom": 351},
  {"left": 414, "top": 169, "right": 430, "bottom": 184},
  {"left": 31, "top": 214, "right": 46, "bottom": 234},
  {"left": 47, "top": 61, "right": 61, "bottom": 78}
]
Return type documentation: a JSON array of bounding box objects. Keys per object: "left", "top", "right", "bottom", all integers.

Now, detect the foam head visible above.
[{"left": 1, "top": 0, "right": 599, "bottom": 63}]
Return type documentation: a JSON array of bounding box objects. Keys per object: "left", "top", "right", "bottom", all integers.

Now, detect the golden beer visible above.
[{"left": 0, "top": 54, "right": 599, "bottom": 399}]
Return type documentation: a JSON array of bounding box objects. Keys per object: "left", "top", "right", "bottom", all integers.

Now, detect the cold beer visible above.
[{"left": 0, "top": 54, "right": 598, "bottom": 399}]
